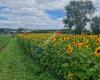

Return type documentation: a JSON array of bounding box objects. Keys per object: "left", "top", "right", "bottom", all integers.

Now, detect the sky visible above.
[{"left": 0, "top": 0, "right": 100, "bottom": 30}]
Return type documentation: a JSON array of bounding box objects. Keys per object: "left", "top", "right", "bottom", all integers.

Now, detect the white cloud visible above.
[
  {"left": 0, "top": 0, "right": 68, "bottom": 29},
  {"left": 36, "top": 0, "right": 69, "bottom": 10}
]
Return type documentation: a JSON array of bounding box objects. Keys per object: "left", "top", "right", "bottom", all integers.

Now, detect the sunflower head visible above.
[
  {"left": 67, "top": 73, "right": 74, "bottom": 80},
  {"left": 66, "top": 45, "right": 73, "bottom": 55},
  {"left": 95, "top": 47, "right": 100, "bottom": 56},
  {"left": 66, "top": 45, "right": 71, "bottom": 49},
  {"left": 75, "top": 42, "right": 82, "bottom": 48},
  {"left": 96, "top": 38, "right": 100, "bottom": 44},
  {"left": 84, "top": 45, "right": 90, "bottom": 49},
  {"left": 97, "top": 34, "right": 100, "bottom": 38},
  {"left": 51, "top": 37, "right": 56, "bottom": 43},
  {"left": 63, "top": 36, "right": 68, "bottom": 41},
  {"left": 72, "top": 35, "right": 76, "bottom": 40}
]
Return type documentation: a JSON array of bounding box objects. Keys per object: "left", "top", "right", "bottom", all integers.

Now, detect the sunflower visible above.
[
  {"left": 66, "top": 45, "right": 73, "bottom": 54},
  {"left": 97, "top": 34, "right": 100, "bottom": 38},
  {"left": 67, "top": 73, "right": 74, "bottom": 80},
  {"left": 89, "top": 35, "right": 92, "bottom": 40},
  {"left": 72, "top": 35, "right": 76, "bottom": 40},
  {"left": 95, "top": 47, "right": 100, "bottom": 56},
  {"left": 66, "top": 45, "right": 71, "bottom": 49},
  {"left": 63, "top": 36, "right": 68, "bottom": 41},
  {"left": 96, "top": 38, "right": 100, "bottom": 44},
  {"left": 75, "top": 42, "right": 82, "bottom": 48},
  {"left": 51, "top": 37, "right": 56, "bottom": 43},
  {"left": 84, "top": 45, "right": 90, "bottom": 49}
]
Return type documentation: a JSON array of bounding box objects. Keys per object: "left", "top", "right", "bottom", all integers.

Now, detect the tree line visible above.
[{"left": 63, "top": 0, "right": 100, "bottom": 34}]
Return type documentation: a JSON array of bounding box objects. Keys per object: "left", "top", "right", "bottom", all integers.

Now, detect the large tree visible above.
[
  {"left": 91, "top": 16, "right": 100, "bottom": 34},
  {"left": 63, "top": 0, "right": 95, "bottom": 34}
]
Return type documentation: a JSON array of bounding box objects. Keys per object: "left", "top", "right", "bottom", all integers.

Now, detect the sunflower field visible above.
[{"left": 17, "top": 33, "right": 100, "bottom": 80}]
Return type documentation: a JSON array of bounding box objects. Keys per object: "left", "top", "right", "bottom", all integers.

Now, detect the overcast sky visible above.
[{"left": 0, "top": 0, "right": 100, "bottom": 30}]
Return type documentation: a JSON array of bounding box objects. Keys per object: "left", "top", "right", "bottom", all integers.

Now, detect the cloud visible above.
[
  {"left": 36, "top": 0, "right": 69, "bottom": 10},
  {"left": 0, "top": 0, "right": 68, "bottom": 29}
]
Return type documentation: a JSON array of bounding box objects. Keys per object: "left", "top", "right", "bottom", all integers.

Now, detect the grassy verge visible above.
[
  {"left": 0, "top": 39, "right": 11, "bottom": 51},
  {"left": 0, "top": 38, "right": 56, "bottom": 80}
]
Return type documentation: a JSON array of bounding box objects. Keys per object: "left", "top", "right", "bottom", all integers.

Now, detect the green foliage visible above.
[
  {"left": 0, "top": 35, "right": 11, "bottom": 51},
  {"left": 91, "top": 16, "right": 100, "bottom": 34}
]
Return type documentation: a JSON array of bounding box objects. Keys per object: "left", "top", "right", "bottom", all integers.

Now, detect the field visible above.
[
  {"left": 0, "top": 33, "right": 100, "bottom": 80},
  {"left": 0, "top": 35, "right": 12, "bottom": 51},
  {"left": 1, "top": 0, "right": 100, "bottom": 80},
  {"left": 17, "top": 33, "right": 100, "bottom": 80}
]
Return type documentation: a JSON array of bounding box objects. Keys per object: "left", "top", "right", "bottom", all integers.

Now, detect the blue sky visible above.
[
  {"left": 0, "top": 6, "right": 7, "bottom": 9},
  {"left": 0, "top": 16, "right": 7, "bottom": 20},
  {"left": 46, "top": 9, "right": 65, "bottom": 19},
  {"left": 0, "top": 0, "right": 100, "bottom": 29}
]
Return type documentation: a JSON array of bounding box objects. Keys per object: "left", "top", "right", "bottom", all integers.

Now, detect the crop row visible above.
[{"left": 0, "top": 35, "right": 11, "bottom": 51}]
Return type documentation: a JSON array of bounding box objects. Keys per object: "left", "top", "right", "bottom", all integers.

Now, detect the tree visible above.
[
  {"left": 63, "top": 0, "right": 95, "bottom": 34},
  {"left": 91, "top": 16, "right": 100, "bottom": 34}
]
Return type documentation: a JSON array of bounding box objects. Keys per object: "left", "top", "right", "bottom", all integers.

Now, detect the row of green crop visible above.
[
  {"left": 0, "top": 34, "right": 12, "bottom": 39},
  {"left": 17, "top": 35, "right": 100, "bottom": 80},
  {"left": 0, "top": 35, "right": 12, "bottom": 51}
]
